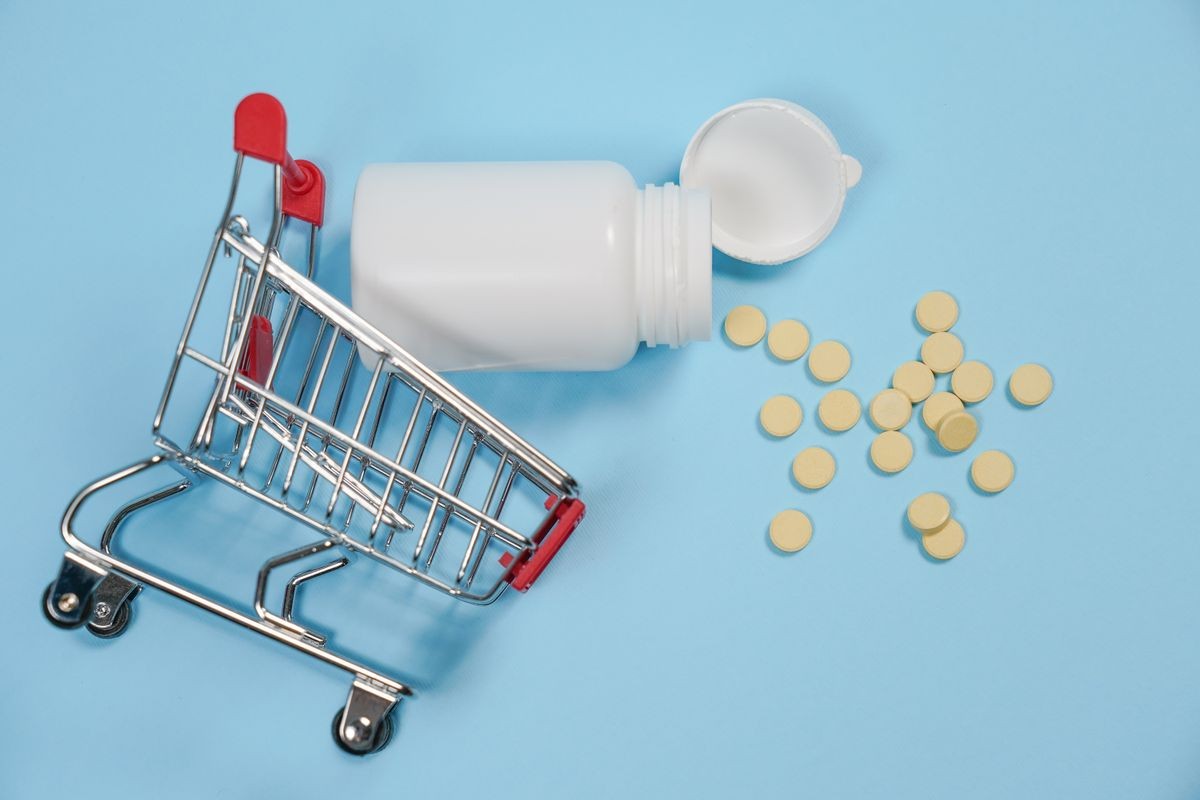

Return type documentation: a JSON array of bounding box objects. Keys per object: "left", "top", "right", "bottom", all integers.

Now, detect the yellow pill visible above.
[
  {"left": 936, "top": 410, "right": 978, "bottom": 453},
  {"left": 767, "top": 319, "right": 810, "bottom": 361},
  {"left": 921, "top": 331, "right": 964, "bottom": 373},
  {"left": 1009, "top": 363, "right": 1054, "bottom": 406},
  {"left": 792, "top": 446, "right": 836, "bottom": 490},
  {"left": 869, "top": 388, "right": 913, "bottom": 431},
  {"left": 870, "top": 430, "right": 913, "bottom": 473},
  {"left": 724, "top": 305, "right": 767, "bottom": 347},
  {"left": 915, "top": 290, "right": 959, "bottom": 333},
  {"left": 759, "top": 395, "right": 803, "bottom": 437},
  {"left": 808, "top": 340, "right": 851, "bottom": 383},
  {"left": 892, "top": 360, "right": 935, "bottom": 403},
  {"left": 971, "top": 450, "right": 1015, "bottom": 493},
  {"left": 951, "top": 360, "right": 993, "bottom": 404},
  {"left": 907, "top": 492, "right": 951, "bottom": 533},
  {"left": 921, "top": 391, "right": 964, "bottom": 431},
  {"left": 769, "top": 509, "right": 813, "bottom": 553},
  {"left": 818, "top": 389, "right": 861, "bottom": 432},
  {"left": 922, "top": 518, "right": 966, "bottom": 560}
]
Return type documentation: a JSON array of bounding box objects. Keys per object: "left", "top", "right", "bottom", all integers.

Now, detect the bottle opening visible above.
[{"left": 635, "top": 183, "right": 712, "bottom": 348}]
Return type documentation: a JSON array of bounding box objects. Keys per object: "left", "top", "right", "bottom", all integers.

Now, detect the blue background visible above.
[{"left": 3, "top": 1, "right": 1199, "bottom": 797}]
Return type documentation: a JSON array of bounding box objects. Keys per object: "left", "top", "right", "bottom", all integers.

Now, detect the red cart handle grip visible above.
[
  {"left": 234, "top": 93, "right": 325, "bottom": 227},
  {"left": 499, "top": 498, "right": 586, "bottom": 592}
]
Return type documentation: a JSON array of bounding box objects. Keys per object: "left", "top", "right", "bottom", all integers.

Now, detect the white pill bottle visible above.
[{"left": 351, "top": 161, "right": 712, "bottom": 372}]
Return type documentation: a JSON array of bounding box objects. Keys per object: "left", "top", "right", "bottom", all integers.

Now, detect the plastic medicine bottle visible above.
[{"left": 351, "top": 161, "right": 712, "bottom": 372}]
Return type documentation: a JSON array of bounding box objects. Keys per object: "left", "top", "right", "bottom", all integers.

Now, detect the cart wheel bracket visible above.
[
  {"left": 87, "top": 572, "right": 140, "bottom": 636},
  {"left": 44, "top": 553, "right": 108, "bottom": 627},
  {"left": 333, "top": 679, "right": 400, "bottom": 756}
]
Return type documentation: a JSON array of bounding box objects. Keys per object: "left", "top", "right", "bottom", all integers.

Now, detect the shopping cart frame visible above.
[{"left": 41, "top": 94, "right": 585, "bottom": 755}]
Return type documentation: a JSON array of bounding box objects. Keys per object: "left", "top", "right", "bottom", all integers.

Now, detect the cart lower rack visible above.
[{"left": 42, "top": 94, "right": 586, "bottom": 755}]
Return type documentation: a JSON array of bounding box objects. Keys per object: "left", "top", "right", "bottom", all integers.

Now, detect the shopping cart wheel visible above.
[
  {"left": 87, "top": 599, "right": 133, "bottom": 639},
  {"left": 42, "top": 583, "right": 90, "bottom": 630},
  {"left": 331, "top": 706, "right": 395, "bottom": 756}
]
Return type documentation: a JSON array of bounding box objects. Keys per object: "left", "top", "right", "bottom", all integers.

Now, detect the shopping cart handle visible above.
[
  {"left": 499, "top": 498, "right": 586, "bottom": 592},
  {"left": 234, "top": 93, "right": 325, "bottom": 228}
]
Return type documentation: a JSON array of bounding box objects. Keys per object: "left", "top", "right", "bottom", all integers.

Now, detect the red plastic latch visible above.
[
  {"left": 238, "top": 314, "right": 274, "bottom": 386},
  {"left": 282, "top": 159, "right": 325, "bottom": 227},
  {"left": 499, "top": 497, "right": 586, "bottom": 592}
]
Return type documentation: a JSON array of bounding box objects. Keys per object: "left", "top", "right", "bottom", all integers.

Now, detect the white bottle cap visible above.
[{"left": 679, "top": 98, "right": 861, "bottom": 266}]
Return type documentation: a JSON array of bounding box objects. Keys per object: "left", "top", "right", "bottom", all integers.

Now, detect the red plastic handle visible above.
[
  {"left": 234, "top": 93, "right": 325, "bottom": 227},
  {"left": 499, "top": 498, "right": 586, "bottom": 592},
  {"left": 237, "top": 314, "right": 275, "bottom": 385}
]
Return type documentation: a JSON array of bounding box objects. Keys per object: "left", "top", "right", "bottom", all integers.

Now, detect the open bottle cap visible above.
[{"left": 680, "top": 98, "right": 861, "bottom": 265}]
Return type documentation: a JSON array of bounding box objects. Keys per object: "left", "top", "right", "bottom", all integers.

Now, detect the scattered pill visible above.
[
  {"left": 869, "top": 388, "right": 913, "bottom": 431},
  {"left": 951, "top": 360, "right": 993, "bottom": 404},
  {"left": 724, "top": 305, "right": 767, "bottom": 347},
  {"left": 922, "top": 518, "right": 965, "bottom": 560},
  {"left": 767, "top": 319, "right": 810, "bottom": 361},
  {"left": 921, "top": 331, "right": 964, "bottom": 373},
  {"left": 808, "top": 340, "right": 851, "bottom": 383},
  {"left": 936, "top": 410, "right": 979, "bottom": 453},
  {"left": 769, "top": 509, "right": 813, "bottom": 553},
  {"left": 759, "top": 395, "right": 803, "bottom": 437},
  {"left": 892, "top": 360, "right": 935, "bottom": 403},
  {"left": 818, "top": 389, "right": 861, "bottom": 432},
  {"left": 915, "top": 291, "right": 959, "bottom": 333},
  {"left": 1009, "top": 363, "right": 1054, "bottom": 406},
  {"left": 792, "top": 446, "right": 836, "bottom": 490},
  {"left": 921, "top": 391, "right": 965, "bottom": 431},
  {"left": 971, "top": 450, "right": 1015, "bottom": 493},
  {"left": 907, "top": 492, "right": 951, "bottom": 533},
  {"left": 870, "top": 430, "right": 914, "bottom": 473}
]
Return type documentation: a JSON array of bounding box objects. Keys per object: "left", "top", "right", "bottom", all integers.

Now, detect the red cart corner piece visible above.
[
  {"left": 238, "top": 314, "right": 274, "bottom": 385},
  {"left": 499, "top": 497, "right": 586, "bottom": 592}
]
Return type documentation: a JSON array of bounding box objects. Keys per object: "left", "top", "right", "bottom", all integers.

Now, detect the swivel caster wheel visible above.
[
  {"left": 87, "top": 597, "right": 133, "bottom": 639},
  {"left": 332, "top": 706, "right": 395, "bottom": 756},
  {"left": 42, "top": 582, "right": 90, "bottom": 630}
]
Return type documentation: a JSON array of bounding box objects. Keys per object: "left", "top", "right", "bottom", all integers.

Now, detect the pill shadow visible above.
[
  {"left": 900, "top": 512, "right": 954, "bottom": 565},
  {"left": 865, "top": 446, "right": 906, "bottom": 478},
  {"left": 1003, "top": 384, "right": 1046, "bottom": 412},
  {"left": 763, "top": 526, "right": 804, "bottom": 558}
]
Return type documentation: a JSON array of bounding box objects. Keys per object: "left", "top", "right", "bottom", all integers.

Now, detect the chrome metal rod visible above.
[{"left": 59, "top": 455, "right": 414, "bottom": 694}]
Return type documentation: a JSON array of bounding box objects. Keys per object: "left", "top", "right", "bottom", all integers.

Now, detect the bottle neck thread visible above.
[{"left": 634, "top": 183, "right": 712, "bottom": 348}]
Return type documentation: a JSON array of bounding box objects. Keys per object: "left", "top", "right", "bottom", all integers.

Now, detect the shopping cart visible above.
[{"left": 41, "top": 93, "right": 586, "bottom": 755}]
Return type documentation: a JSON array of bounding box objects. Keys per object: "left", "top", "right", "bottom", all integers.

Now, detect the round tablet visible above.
[
  {"left": 769, "top": 509, "right": 813, "bottom": 553},
  {"left": 951, "top": 360, "right": 993, "bottom": 404},
  {"left": 818, "top": 389, "right": 861, "bottom": 432},
  {"left": 759, "top": 394, "right": 803, "bottom": 437},
  {"left": 724, "top": 305, "right": 767, "bottom": 347},
  {"left": 1009, "top": 363, "right": 1053, "bottom": 406},
  {"left": 936, "top": 410, "right": 978, "bottom": 453},
  {"left": 870, "top": 430, "right": 913, "bottom": 473},
  {"left": 892, "top": 360, "right": 935, "bottom": 403},
  {"left": 869, "top": 388, "right": 913, "bottom": 431},
  {"left": 915, "top": 291, "right": 959, "bottom": 333},
  {"left": 792, "top": 446, "right": 836, "bottom": 490},
  {"left": 767, "top": 319, "right": 810, "bottom": 361},
  {"left": 921, "top": 331, "right": 964, "bottom": 374},
  {"left": 808, "top": 340, "right": 851, "bottom": 383},
  {"left": 971, "top": 450, "right": 1015, "bottom": 493},
  {"left": 921, "top": 391, "right": 965, "bottom": 431},
  {"left": 922, "top": 518, "right": 965, "bottom": 560},
  {"left": 907, "top": 492, "right": 951, "bottom": 533}
]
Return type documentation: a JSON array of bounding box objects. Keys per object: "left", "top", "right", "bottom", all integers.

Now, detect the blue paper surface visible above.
[{"left": 3, "top": 1, "right": 1200, "bottom": 797}]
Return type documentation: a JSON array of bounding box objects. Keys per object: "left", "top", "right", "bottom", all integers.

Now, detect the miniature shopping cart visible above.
[{"left": 41, "top": 93, "right": 586, "bottom": 755}]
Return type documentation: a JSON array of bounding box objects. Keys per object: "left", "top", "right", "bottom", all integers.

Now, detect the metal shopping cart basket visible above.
[{"left": 41, "top": 93, "right": 586, "bottom": 755}]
